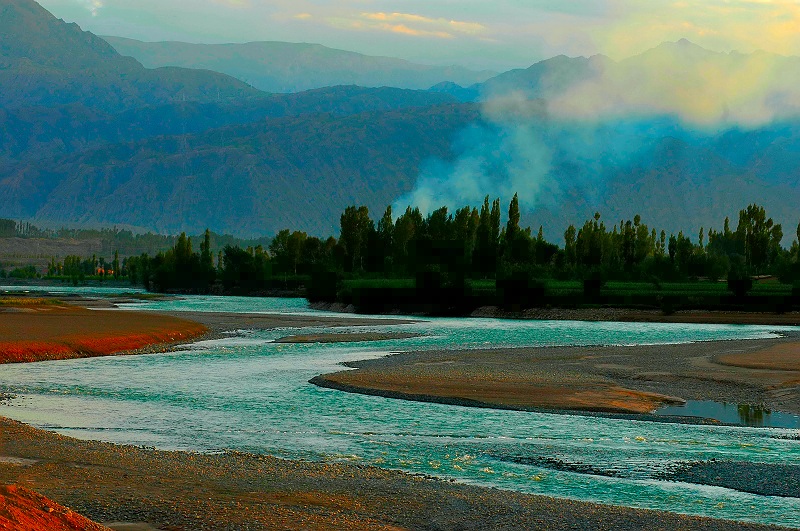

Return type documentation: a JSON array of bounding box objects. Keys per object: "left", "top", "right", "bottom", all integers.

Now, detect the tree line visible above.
[
  {"left": 102, "top": 197, "right": 800, "bottom": 295},
  {"left": 0, "top": 218, "right": 271, "bottom": 257}
]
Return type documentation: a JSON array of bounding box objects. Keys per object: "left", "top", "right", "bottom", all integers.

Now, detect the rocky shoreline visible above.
[{"left": 0, "top": 417, "right": 791, "bottom": 531}]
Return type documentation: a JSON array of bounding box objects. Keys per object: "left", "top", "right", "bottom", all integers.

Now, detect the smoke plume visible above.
[{"left": 395, "top": 40, "right": 800, "bottom": 231}]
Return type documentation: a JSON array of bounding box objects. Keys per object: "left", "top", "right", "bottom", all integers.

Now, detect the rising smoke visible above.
[{"left": 394, "top": 41, "right": 800, "bottom": 234}]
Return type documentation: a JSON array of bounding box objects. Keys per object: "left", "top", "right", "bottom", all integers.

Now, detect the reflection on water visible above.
[{"left": 656, "top": 400, "right": 800, "bottom": 429}]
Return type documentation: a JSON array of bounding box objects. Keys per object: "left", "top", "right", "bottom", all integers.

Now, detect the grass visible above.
[{"left": 334, "top": 277, "right": 798, "bottom": 313}]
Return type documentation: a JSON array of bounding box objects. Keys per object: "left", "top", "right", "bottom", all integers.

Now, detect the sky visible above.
[{"left": 36, "top": 0, "right": 800, "bottom": 71}]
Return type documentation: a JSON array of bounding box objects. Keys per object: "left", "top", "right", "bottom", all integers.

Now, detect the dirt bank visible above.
[{"left": 0, "top": 484, "right": 111, "bottom": 531}]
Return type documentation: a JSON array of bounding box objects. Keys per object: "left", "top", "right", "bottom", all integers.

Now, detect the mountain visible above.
[
  {"left": 0, "top": 0, "right": 261, "bottom": 112},
  {"left": 101, "top": 37, "right": 496, "bottom": 93},
  {"left": 0, "top": 86, "right": 459, "bottom": 165},
  {"left": 524, "top": 128, "right": 799, "bottom": 239},
  {"left": 2, "top": 11, "right": 799, "bottom": 243},
  {"left": 1, "top": 104, "right": 479, "bottom": 236},
  {"left": 477, "top": 54, "right": 612, "bottom": 100}
]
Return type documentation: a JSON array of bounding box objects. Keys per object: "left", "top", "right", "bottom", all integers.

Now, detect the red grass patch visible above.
[
  {"left": 0, "top": 484, "right": 111, "bottom": 530},
  {"left": 0, "top": 306, "right": 207, "bottom": 364}
]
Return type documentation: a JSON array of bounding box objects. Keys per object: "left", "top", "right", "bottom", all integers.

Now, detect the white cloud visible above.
[{"left": 76, "top": 0, "right": 104, "bottom": 17}]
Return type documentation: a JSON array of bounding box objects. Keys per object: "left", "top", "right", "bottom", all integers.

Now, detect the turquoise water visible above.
[{"left": 1, "top": 291, "right": 799, "bottom": 527}]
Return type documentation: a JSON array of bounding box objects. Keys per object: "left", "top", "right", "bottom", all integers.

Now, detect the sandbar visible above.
[{"left": 313, "top": 335, "right": 800, "bottom": 416}]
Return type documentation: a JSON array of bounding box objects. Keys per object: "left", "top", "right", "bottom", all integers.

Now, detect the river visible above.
[{"left": 1, "top": 286, "right": 799, "bottom": 527}]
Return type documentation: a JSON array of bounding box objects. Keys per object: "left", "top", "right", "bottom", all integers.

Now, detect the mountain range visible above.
[
  {"left": 102, "top": 37, "right": 496, "bottom": 94},
  {"left": 0, "top": 0, "right": 798, "bottom": 241},
  {"left": 0, "top": 0, "right": 259, "bottom": 112}
]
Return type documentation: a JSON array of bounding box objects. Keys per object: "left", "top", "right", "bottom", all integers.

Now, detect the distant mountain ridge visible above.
[
  {"left": 102, "top": 36, "right": 497, "bottom": 94},
  {"left": 0, "top": 0, "right": 261, "bottom": 112}
]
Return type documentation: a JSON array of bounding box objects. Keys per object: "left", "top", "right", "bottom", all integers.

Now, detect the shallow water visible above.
[
  {"left": 1, "top": 291, "right": 799, "bottom": 527},
  {"left": 657, "top": 400, "right": 800, "bottom": 429}
]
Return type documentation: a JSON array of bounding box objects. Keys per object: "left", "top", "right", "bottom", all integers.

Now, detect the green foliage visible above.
[
  {"left": 8, "top": 265, "right": 38, "bottom": 279},
  {"left": 33, "top": 198, "right": 800, "bottom": 314}
]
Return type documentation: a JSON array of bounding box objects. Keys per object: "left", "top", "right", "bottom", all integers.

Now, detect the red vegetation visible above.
[
  {"left": 0, "top": 306, "right": 207, "bottom": 364},
  {"left": 0, "top": 484, "right": 110, "bottom": 530}
]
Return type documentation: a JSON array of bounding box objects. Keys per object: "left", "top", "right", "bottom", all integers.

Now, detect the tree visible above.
[
  {"left": 112, "top": 250, "right": 120, "bottom": 280},
  {"left": 376, "top": 205, "right": 394, "bottom": 272},
  {"left": 735, "top": 204, "right": 782, "bottom": 273},
  {"left": 506, "top": 193, "right": 520, "bottom": 241},
  {"left": 340, "top": 206, "right": 374, "bottom": 272},
  {"left": 564, "top": 225, "right": 577, "bottom": 265}
]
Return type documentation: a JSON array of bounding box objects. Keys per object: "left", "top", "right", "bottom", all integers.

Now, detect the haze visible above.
[{"left": 36, "top": 0, "right": 800, "bottom": 70}]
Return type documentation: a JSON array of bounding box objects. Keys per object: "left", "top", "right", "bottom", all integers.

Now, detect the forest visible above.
[{"left": 40, "top": 198, "right": 800, "bottom": 314}]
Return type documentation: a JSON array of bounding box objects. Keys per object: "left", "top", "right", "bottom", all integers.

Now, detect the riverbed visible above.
[{"left": 1, "top": 290, "right": 799, "bottom": 527}]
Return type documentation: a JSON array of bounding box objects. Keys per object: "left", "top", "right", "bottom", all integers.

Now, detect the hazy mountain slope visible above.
[
  {"left": 102, "top": 37, "right": 496, "bottom": 93},
  {"left": 538, "top": 135, "right": 797, "bottom": 238},
  {"left": 477, "top": 55, "right": 612, "bottom": 99},
  {"left": 0, "top": 0, "right": 261, "bottom": 112},
  {"left": 0, "top": 86, "right": 457, "bottom": 164},
  {"left": 0, "top": 104, "right": 480, "bottom": 236}
]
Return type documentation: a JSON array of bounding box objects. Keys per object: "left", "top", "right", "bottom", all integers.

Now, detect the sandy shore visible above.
[
  {"left": 471, "top": 307, "right": 800, "bottom": 325},
  {"left": 0, "top": 417, "right": 789, "bottom": 531},
  {"left": 159, "top": 310, "right": 416, "bottom": 333},
  {"left": 313, "top": 335, "right": 800, "bottom": 416}
]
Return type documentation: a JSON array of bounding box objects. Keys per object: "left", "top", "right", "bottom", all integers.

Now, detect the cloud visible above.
[
  {"left": 596, "top": 0, "right": 800, "bottom": 59},
  {"left": 328, "top": 11, "right": 486, "bottom": 40},
  {"left": 76, "top": 0, "right": 103, "bottom": 17},
  {"left": 548, "top": 41, "right": 800, "bottom": 128},
  {"left": 396, "top": 31, "right": 800, "bottom": 219},
  {"left": 212, "top": 0, "right": 251, "bottom": 6},
  {"left": 362, "top": 12, "right": 486, "bottom": 35},
  {"left": 293, "top": 13, "right": 312, "bottom": 20}
]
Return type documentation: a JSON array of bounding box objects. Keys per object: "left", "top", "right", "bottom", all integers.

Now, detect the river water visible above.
[{"left": 1, "top": 286, "right": 799, "bottom": 527}]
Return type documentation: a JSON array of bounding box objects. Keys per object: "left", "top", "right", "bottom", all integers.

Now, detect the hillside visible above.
[
  {"left": 1, "top": 104, "right": 480, "bottom": 236},
  {"left": 0, "top": 0, "right": 261, "bottom": 112},
  {"left": 102, "top": 37, "right": 496, "bottom": 93},
  {"left": 477, "top": 54, "right": 612, "bottom": 100},
  {"left": 0, "top": 86, "right": 458, "bottom": 164},
  {"left": 525, "top": 130, "right": 798, "bottom": 238}
]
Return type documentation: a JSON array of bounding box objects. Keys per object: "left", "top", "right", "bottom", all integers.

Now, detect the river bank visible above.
[
  {"left": 0, "top": 299, "right": 207, "bottom": 364},
  {"left": 0, "top": 416, "right": 790, "bottom": 531}
]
